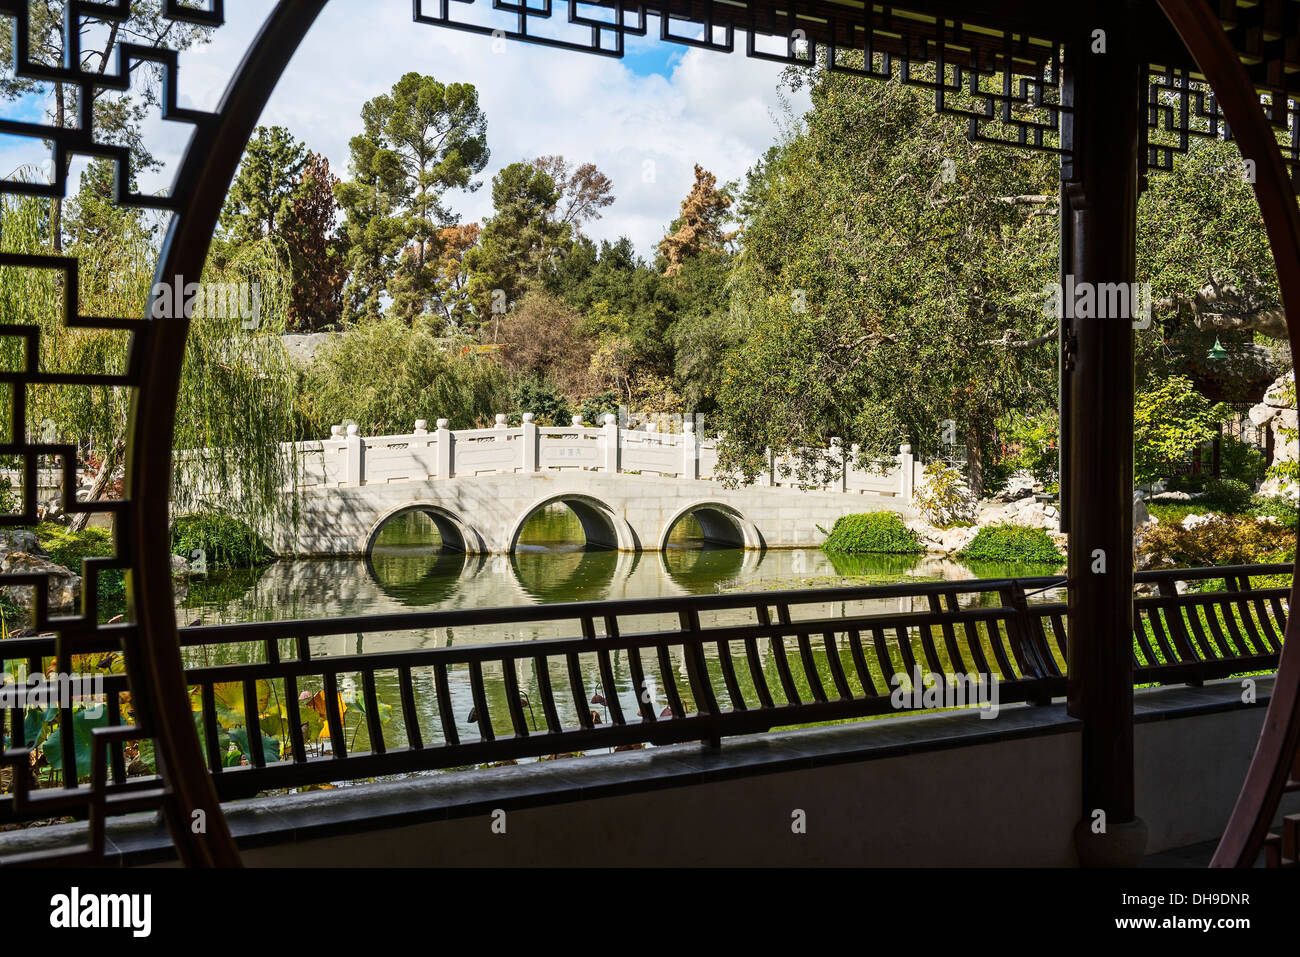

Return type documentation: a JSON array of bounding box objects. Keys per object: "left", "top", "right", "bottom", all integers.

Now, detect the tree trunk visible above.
[
  {"left": 964, "top": 419, "right": 985, "bottom": 498},
  {"left": 52, "top": 84, "right": 64, "bottom": 252},
  {"left": 67, "top": 438, "right": 125, "bottom": 532}
]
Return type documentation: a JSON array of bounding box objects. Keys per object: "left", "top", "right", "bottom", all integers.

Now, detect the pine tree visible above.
[
  {"left": 220, "top": 126, "right": 308, "bottom": 243},
  {"left": 336, "top": 73, "right": 490, "bottom": 323},
  {"left": 657, "top": 165, "right": 735, "bottom": 276}
]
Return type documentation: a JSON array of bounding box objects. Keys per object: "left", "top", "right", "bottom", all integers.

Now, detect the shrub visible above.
[
  {"left": 36, "top": 523, "right": 124, "bottom": 598},
  {"left": 1147, "top": 502, "right": 1208, "bottom": 525},
  {"left": 170, "top": 514, "right": 273, "bottom": 569},
  {"left": 509, "top": 377, "right": 571, "bottom": 426},
  {"left": 1250, "top": 494, "right": 1299, "bottom": 531},
  {"left": 997, "top": 410, "right": 1059, "bottom": 488},
  {"left": 1137, "top": 514, "right": 1294, "bottom": 569},
  {"left": 1165, "top": 473, "right": 1209, "bottom": 493},
  {"left": 912, "top": 461, "right": 976, "bottom": 527},
  {"left": 1134, "top": 376, "right": 1223, "bottom": 484},
  {"left": 298, "top": 316, "right": 509, "bottom": 435},
  {"left": 822, "top": 512, "right": 922, "bottom": 554},
  {"left": 958, "top": 524, "right": 1064, "bottom": 565},
  {"left": 1219, "top": 437, "right": 1268, "bottom": 486},
  {"left": 1198, "top": 478, "right": 1254, "bottom": 514}
]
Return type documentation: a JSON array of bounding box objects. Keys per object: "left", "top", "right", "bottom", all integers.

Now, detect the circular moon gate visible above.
[{"left": 1, "top": 2, "right": 1296, "bottom": 868}]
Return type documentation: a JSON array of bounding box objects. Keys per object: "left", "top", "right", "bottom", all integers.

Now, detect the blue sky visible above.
[{"left": 2, "top": 2, "right": 808, "bottom": 257}]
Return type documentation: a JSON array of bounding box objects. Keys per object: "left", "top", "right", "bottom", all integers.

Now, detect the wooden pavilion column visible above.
[{"left": 1060, "top": 5, "right": 1148, "bottom": 866}]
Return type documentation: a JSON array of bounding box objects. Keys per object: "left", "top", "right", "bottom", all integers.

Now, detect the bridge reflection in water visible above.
[{"left": 179, "top": 501, "right": 1043, "bottom": 647}]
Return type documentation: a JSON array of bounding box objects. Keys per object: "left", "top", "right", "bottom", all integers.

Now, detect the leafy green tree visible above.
[
  {"left": 717, "top": 65, "right": 1058, "bottom": 494},
  {"left": 336, "top": 73, "right": 490, "bottom": 323},
  {"left": 298, "top": 317, "right": 508, "bottom": 435},
  {"left": 551, "top": 238, "right": 681, "bottom": 406},
  {"left": 465, "top": 162, "right": 570, "bottom": 323},
  {"left": 509, "top": 378, "right": 571, "bottom": 427},
  {"left": 1133, "top": 375, "right": 1224, "bottom": 484},
  {"left": 63, "top": 158, "right": 154, "bottom": 249},
  {"left": 0, "top": 2, "right": 213, "bottom": 250},
  {"left": 1140, "top": 136, "right": 1280, "bottom": 342},
  {"left": 0, "top": 188, "right": 299, "bottom": 540}
]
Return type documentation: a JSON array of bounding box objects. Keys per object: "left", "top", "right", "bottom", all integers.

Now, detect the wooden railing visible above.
[
  {"left": 1, "top": 565, "right": 1287, "bottom": 816},
  {"left": 164, "top": 564, "right": 1288, "bottom": 800}
]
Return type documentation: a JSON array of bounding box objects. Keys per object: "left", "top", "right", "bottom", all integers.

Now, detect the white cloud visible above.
[
  {"left": 3, "top": 1, "right": 809, "bottom": 258},
  {"left": 147, "top": 0, "right": 809, "bottom": 258}
]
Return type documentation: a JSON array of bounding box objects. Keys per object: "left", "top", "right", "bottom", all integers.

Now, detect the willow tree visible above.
[{"left": 0, "top": 181, "right": 300, "bottom": 545}]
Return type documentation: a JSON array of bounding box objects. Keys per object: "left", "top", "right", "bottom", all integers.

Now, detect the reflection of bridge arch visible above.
[
  {"left": 657, "top": 501, "right": 764, "bottom": 551},
  {"left": 507, "top": 493, "right": 638, "bottom": 553},
  {"left": 510, "top": 549, "right": 640, "bottom": 603},
  {"left": 364, "top": 502, "right": 486, "bottom": 555},
  {"left": 660, "top": 545, "right": 767, "bottom": 591},
  {"left": 365, "top": 549, "right": 486, "bottom": 607}
]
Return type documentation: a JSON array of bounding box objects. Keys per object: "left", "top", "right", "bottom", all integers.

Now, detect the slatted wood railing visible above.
[{"left": 151, "top": 564, "right": 1289, "bottom": 801}]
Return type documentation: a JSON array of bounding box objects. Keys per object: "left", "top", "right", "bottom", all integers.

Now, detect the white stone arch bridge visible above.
[{"left": 249, "top": 416, "right": 922, "bottom": 556}]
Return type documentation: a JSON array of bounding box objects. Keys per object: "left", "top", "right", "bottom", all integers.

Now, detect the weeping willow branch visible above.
[
  {"left": 1, "top": 186, "right": 302, "bottom": 550},
  {"left": 173, "top": 235, "right": 301, "bottom": 546}
]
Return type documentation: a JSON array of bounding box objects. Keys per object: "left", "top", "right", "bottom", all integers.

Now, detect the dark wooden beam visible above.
[{"left": 1061, "top": 1, "right": 1147, "bottom": 868}]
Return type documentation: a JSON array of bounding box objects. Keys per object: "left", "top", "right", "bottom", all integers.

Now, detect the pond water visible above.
[
  {"left": 178, "top": 505, "right": 1063, "bottom": 626},
  {"left": 171, "top": 506, "right": 1071, "bottom": 769}
]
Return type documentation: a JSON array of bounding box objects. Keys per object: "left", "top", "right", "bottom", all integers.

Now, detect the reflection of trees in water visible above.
[
  {"left": 661, "top": 545, "right": 748, "bottom": 591},
  {"left": 365, "top": 508, "right": 472, "bottom": 606},
  {"left": 516, "top": 503, "right": 587, "bottom": 549},
  {"left": 368, "top": 549, "right": 470, "bottom": 606},
  {"left": 178, "top": 565, "right": 270, "bottom": 612},
  {"left": 509, "top": 549, "right": 627, "bottom": 603},
  {"left": 822, "top": 552, "right": 924, "bottom": 579}
]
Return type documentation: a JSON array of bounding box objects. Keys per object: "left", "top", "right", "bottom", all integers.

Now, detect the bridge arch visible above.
[
  {"left": 507, "top": 493, "right": 637, "bottom": 553},
  {"left": 657, "top": 501, "right": 764, "bottom": 551},
  {"left": 364, "top": 502, "right": 487, "bottom": 556}
]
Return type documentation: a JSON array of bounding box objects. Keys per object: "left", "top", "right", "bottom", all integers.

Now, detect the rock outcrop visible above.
[
  {"left": 1250, "top": 372, "right": 1298, "bottom": 498},
  {"left": 0, "top": 551, "right": 80, "bottom": 611}
]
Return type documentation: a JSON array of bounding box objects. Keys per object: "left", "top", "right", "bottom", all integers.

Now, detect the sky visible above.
[{"left": 2, "top": 0, "right": 812, "bottom": 259}]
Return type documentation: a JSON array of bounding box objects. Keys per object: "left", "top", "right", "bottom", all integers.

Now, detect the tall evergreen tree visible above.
[
  {"left": 280, "top": 153, "right": 349, "bottom": 331},
  {"left": 336, "top": 73, "right": 490, "bottom": 323},
  {"left": 464, "top": 162, "right": 570, "bottom": 325},
  {"left": 657, "top": 165, "right": 735, "bottom": 277},
  {"left": 220, "top": 126, "right": 308, "bottom": 243}
]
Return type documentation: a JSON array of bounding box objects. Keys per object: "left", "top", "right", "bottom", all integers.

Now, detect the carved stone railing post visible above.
[
  {"left": 435, "top": 418, "right": 452, "bottom": 479},
  {"left": 412, "top": 419, "right": 430, "bottom": 479},
  {"left": 603, "top": 413, "right": 620, "bottom": 473},
  {"left": 899, "top": 444, "right": 915, "bottom": 503},
  {"left": 521, "top": 412, "right": 538, "bottom": 472},
  {"left": 346, "top": 423, "right": 363, "bottom": 486},
  {"left": 683, "top": 420, "right": 699, "bottom": 479}
]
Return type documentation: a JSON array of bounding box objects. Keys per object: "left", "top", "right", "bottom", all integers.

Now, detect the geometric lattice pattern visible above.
[
  {"left": 0, "top": 0, "right": 222, "bottom": 865},
  {"left": 0, "top": 0, "right": 1296, "bottom": 867},
  {"left": 413, "top": 0, "right": 1300, "bottom": 181}
]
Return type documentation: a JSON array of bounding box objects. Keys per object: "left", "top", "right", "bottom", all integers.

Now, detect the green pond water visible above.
[{"left": 178, "top": 506, "right": 1065, "bottom": 763}]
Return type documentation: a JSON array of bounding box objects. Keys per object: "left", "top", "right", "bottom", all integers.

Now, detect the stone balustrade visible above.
[{"left": 287, "top": 415, "right": 921, "bottom": 502}]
